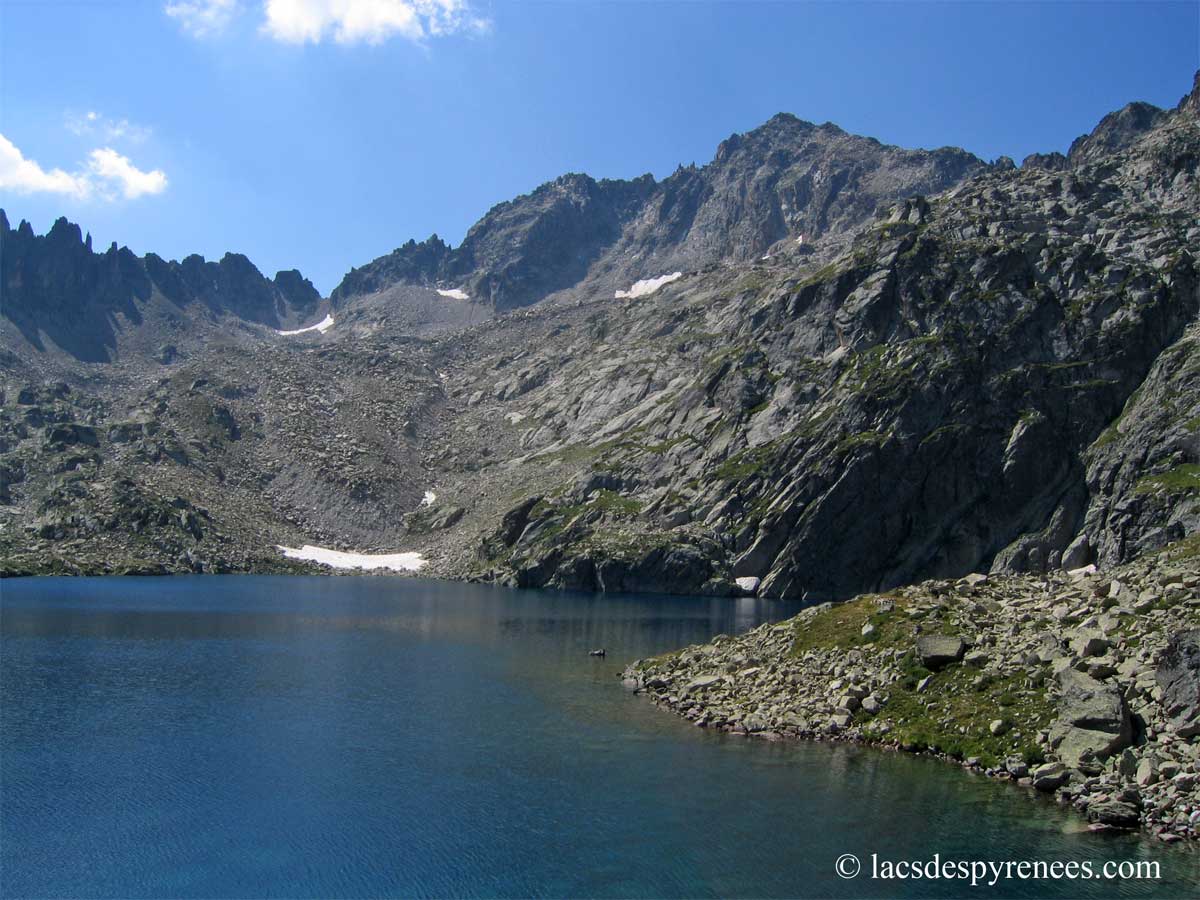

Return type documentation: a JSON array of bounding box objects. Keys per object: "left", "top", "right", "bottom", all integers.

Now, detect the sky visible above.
[{"left": 1, "top": 1, "right": 1197, "bottom": 295}]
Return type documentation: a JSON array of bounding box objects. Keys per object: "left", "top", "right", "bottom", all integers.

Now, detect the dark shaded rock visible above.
[
  {"left": 1156, "top": 629, "right": 1200, "bottom": 738},
  {"left": 44, "top": 424, "right": 98, "bottom": 449},
  {"left": 1087, "top": 798, "right": 1141, "bottom": 828}
]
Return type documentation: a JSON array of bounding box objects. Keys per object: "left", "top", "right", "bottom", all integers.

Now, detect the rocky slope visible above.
[
  {"left": 466, "top": 74, "right": 1200, "bottom": 599},
  {"left": 0, "top": 74, "right": 1197, "bottom": 596},
  {"left": 622, "top": 539, "right": 1200, "bottom": 841}
]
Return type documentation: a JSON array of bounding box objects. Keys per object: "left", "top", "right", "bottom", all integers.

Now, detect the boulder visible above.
[
  {"left": 1070, "top": 630, "right": 1111, "bottom": 657},
  {"left": 682, "top": 675, "right": 722, "bottom": 697},
  {"left": 1031, "top": 762, "right": 1069, "bottom": 792},
  {"left": 1087, "top": 799, "right": 1140, "bottom": 829},
  {"left": 1050, "top": 669, "right": 1131, "bottom": 770},
  {"left": 916, "top": 634, "right": 965, "bottom": 669},
  {"left": 1156, "top": 629, "right": 1200, "bottom": 738}
]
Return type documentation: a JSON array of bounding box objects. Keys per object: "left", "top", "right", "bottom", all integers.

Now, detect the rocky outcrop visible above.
[{"left": 623, "top": 544, "right": 1200, "bottom": 840}]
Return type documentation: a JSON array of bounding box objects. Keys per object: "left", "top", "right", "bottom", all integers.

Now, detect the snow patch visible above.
[
  {"left": 735, "top": 576, "right": 761, "bottom": 594},
  {"left": 437, "top": 288, "right": 469, "bottom": 300},
  {"left": 505, "top": 411, "right": 527, "bottom": 425},
  {"left": 421, "top": 491, "right": 436, "bottom": 506},
  {"left": 278, "top": 544, "right": 427, "bottom": 572},
  {"left": 615, "top": 272, "right": 682, "bottom": 299},
  {"left": 278, "top": 313, "right": 334, "bottom": 336}
]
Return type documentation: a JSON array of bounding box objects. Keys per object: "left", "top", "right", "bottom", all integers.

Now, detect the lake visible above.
[{"left": 1, "top": 576, "right": 1195, "bottom": 897}]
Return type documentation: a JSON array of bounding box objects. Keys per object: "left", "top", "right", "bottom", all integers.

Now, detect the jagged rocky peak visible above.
[
  {"left": 331, "top": 234, "right": 453, "bottom": 304},
  {"left": 273, "top": 269, "right": 322, "bottom": 321},
  {"left": 0, "top": 210, "right": 323, "bottom": 361},
  {"left": 331, "top": 171, "right": 659, "bottom": 312},
  {"left": 1067, "top": 100, "right": 1167, "bottom": 166},
  {"left": 1027, "top": 75, "right": 1200, "bottom": 172}
]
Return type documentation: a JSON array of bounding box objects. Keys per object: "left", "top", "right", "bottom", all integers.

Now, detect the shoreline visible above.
[{"left": 622, "top": 542, "right": 1200, "bottom": 844}]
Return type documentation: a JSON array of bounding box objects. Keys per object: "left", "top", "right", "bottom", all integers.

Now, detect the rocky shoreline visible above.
[{"left": 622, "top": 539, "right": 1200, "bottom": 844}]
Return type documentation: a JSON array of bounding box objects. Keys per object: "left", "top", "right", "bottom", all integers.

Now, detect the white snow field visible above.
[
  {"left": 278, "top": 544, "right": 427, "bottom": 571},
  {"left": 436, "top": 288, "right": 469, "bottom": 300},
  {"left": 615, "top": 272, "right": 682, "bottom": 299},
  {"left": 421, "top": 491, "right": 437, "bottom": 506},
  {"left": 277, "top": 313, "right": 334, "bottom": 336}
]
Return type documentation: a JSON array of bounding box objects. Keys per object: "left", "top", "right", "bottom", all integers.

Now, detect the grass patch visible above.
[
  {"left": 877, "top": 665, "right": 1054, "bottom": 767},
  {"left": 789, "top": 595, "right": 912, "bottom": 654},
  {"left": 1134, "top": 464, "right": 1200, "bottom": 495}
]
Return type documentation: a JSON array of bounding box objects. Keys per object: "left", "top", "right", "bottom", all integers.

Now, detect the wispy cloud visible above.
[
  {"left": 0, "top": 134, "right": 168, "bottom": 202},
  {"left": 166, "top": 0, "right": 490, "bottom": 45},
  {"left": 165, "top": 0, "right": 239, "bottom": 37},
  {"left": 65, "top": 110, "right": 153, "bottom": 144}
]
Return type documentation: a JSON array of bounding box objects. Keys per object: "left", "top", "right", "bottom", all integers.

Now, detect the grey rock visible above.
[
  {"left": 917, "top": 635, "right": 966, "bottom": 670},
  {"left": 1156, "top": 630, "right": 1200, "bottom": 738}
]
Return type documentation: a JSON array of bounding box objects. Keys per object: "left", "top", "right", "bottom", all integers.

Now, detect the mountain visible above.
[
  {"left": 1, "top": 213, "right": 323, "bottom": 363},
  {"left": 0, "top": 74, "right": 1197, "bottom": 596},
  {"left": 329, "top": 115, "right": 989, "bottom": 316}
]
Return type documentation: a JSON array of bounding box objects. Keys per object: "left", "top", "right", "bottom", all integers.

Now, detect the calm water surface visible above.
[{"left": 1, "top": 576, "right": 1196, "bottom": 898}]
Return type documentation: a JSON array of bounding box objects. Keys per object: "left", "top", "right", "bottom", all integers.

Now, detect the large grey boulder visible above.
[
  {"left": 1156, "top": 629, "right": 1200, "bottom": 738},
  {"left": 1049, "top": 670, "right": 1131, "bottom": 771},
  {"left": 916, "top": 635, "right": 965, "bottom": 670}
]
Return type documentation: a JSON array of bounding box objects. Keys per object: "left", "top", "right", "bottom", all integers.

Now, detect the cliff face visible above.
[
  {"left": 469, "top": 76, "right": 1200, "bottom": 598},
  {"left": 1, "top": 75, "right": 1197, "bottom": 596}
]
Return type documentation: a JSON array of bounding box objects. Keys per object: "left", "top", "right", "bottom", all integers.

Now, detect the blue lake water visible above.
[{"left": 1, "top": 576, "right": 1195, "bottom": 898}]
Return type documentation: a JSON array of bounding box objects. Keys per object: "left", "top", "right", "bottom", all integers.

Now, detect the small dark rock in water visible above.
[
  {"left": 589, "top": 649, "right": 606, "bottom": 657},
  {"left": 1087, "top": 798, "right": 1141, "bottom": 829}
]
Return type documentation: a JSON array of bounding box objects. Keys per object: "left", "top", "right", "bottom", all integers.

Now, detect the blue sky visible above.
[{"left": 1, "top": 1, "right": 1196, "bottom": 295}]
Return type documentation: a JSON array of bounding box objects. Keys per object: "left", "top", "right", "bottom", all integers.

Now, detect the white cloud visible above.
[
  {"left": 87, "top": 148, "right": 169, "bottom": 199},
  {"left": 261, "top": 0, "right": 489, "bottom": 45},
  {"left": 165, "top": 0, "right": 239, "bottom": 37},
  {"left": 0, "top": 133, "right": 167, "bottom": 202},
  {"left": 0, "top": 135, "right": 91, "bottom": 198},
  {"left": 65, "top": 110, "right": 153, "bottom": 144}
]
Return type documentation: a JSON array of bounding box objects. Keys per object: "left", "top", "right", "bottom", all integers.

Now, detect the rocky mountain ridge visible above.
[
  {"left": 0, "top": 75, "right": 1197, "bottom": 604},
  {"left": 330, "top": 113, "right": 990, "bottom": 317},
  {"left": 1, "top": 212, "right": 323, "bottom": 363}
]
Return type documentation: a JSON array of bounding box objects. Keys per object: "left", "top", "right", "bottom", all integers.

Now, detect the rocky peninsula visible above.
[{"left": 623, "top": 539, "right": 1200, "bottom": 843}]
